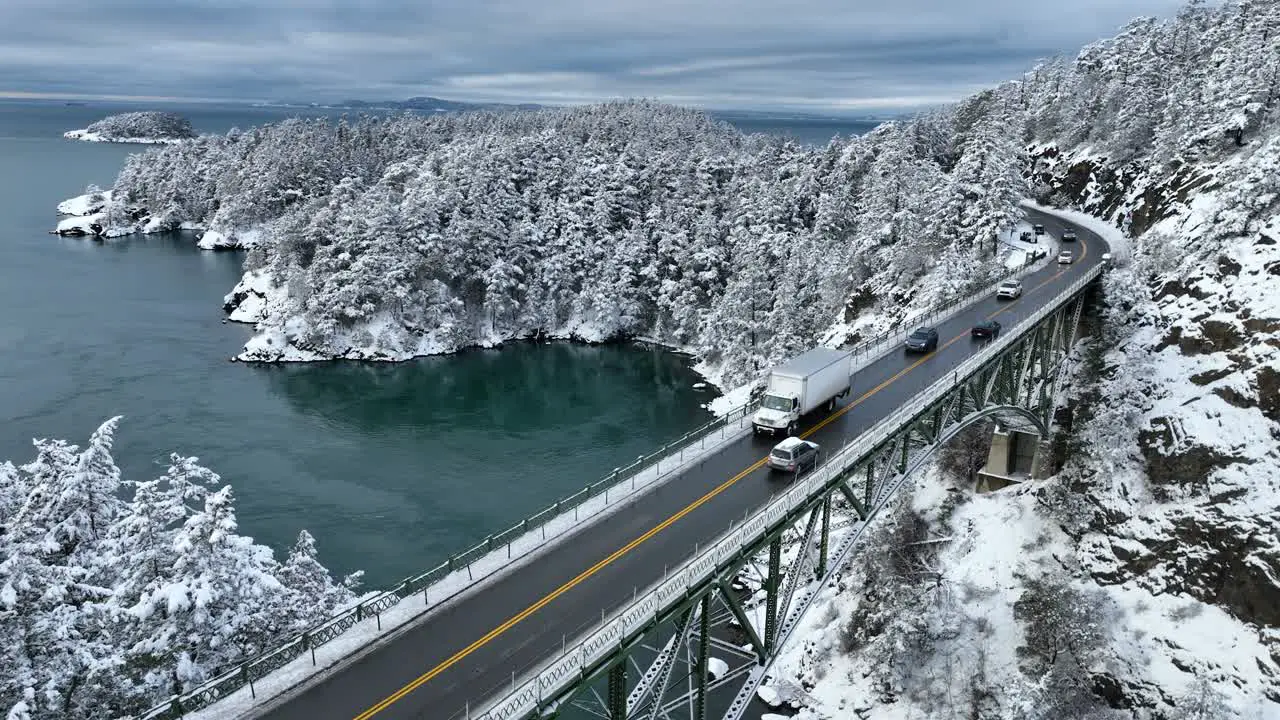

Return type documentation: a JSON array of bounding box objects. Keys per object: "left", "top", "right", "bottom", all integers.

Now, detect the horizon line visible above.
[{"left": 0, "top": 89, "right": 938, "bottom": 118}]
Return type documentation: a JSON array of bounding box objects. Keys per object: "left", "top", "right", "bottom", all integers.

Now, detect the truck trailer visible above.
[{"left": 752, "top": 347, "right": 853, "bottom": 437}]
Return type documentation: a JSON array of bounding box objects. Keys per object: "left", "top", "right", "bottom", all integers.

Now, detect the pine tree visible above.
[
  {"left": 1, "top": 421, "right": 356, "bottom": 718},
  {"left": 278, "top": 530, "right": 354, "bottom": 629}
]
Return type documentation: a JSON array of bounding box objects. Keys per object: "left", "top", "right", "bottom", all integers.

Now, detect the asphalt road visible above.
[{"left": 253, "top": 209, "right": 1107, "bottom": 720}]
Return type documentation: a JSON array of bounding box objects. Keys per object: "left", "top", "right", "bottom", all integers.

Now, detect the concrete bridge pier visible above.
[{"left": 976, "top": 423, "right": 1047, "bottom": 492}]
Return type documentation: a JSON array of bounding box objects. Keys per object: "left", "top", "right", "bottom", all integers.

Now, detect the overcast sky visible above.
[{"left": 0, "top": 0, "right": 1187, "bottom": 114}]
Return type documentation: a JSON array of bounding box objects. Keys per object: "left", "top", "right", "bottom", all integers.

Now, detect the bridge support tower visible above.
[{"left": 976, "top": 423, "right": 1047, "bottom": 491}]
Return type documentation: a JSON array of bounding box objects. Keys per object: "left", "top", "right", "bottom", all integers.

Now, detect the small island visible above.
[{"left": 63, "top": 110, "right": 197, "bottom": 144}]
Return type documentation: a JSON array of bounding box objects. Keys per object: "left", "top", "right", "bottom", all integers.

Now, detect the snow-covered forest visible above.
[
  {"left": 64, "top": 111, "right": 196, "bottom": 144},
  {"left": 52, "top": 6, "right": 1278, "bottom": 386},
  {"left": 35, "top": 0, "right": 1280, "bottom": 716},
  {"left": 0, "top": 419, "right": 358, "bottom": 719},
  {"left": 762, "top": 0, "right": 1280, "bottom": 717},
  {"left": 69, "top": 97, "right": 1026, "bottom": 384}
]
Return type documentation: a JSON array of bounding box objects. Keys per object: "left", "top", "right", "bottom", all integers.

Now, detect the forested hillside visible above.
[
  {"left": 767, "top": 1, "right": 1280, "bottom": 717},
  {"left": 75, "top": 100, "right": 1026, "bottom": 384},
  {"left": 0, "top": 419, "right": 358, "bottom": 719},
  {"left": 60, "top": 2, "right": 1278, "bottom": 389}
]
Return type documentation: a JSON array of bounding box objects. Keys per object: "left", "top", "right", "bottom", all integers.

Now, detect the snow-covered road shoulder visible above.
[{"left": 1021, "top": 199, "right": 1132, "bottom": 260}]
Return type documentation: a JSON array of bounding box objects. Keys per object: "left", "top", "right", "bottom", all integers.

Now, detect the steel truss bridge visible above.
[{"left": 476, "top": 265, "right": 1099, "bottom": 720}]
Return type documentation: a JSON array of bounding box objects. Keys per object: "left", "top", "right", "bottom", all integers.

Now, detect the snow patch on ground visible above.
[
  {"left": 56, "top": 190, "right": 112, "bottom": 216},
  {"left": 999, "top": 217, "right": 1057, "bottom": 270},
  {"left": 1107, "top": 583, "right": 1278, "bottom": 704},
  {"left": 704, "top": 379, "right": 756, "bottom": 417},
  {"left": 819, "top": 311, "right": 884, "bottom": 350},
  {"left": 769, "top": 470, "right": 1280, "bottom": 719}
]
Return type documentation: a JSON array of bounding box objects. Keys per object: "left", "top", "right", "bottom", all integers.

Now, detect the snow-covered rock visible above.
[
  {"left": 63, "top": 129, "right": 190, "bottom": 144},
  {"left": 197, "top": 227, "right": 264, "bottom": 251},
  {"left": 53, "top": 213, "right": 106, "bottom": 237},
  {"left": 756, "top": 685, "right": 782, "bottom": 708},
  {"left": 56, "top": 189, "right": 112, "bottom": 216}
]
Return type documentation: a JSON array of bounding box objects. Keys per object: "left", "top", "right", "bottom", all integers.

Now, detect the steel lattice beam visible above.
[{"left": 475, "top": 272, "right": 1097, "bottom": 720}]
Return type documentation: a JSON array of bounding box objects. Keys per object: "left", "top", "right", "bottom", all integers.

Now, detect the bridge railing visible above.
[
  {"left": 135, "top": 232, "right": 1063, "bottom": 720},
  {"left": 473, "top": 264, "right": 1101, "bottom": 720},
  {"left": 841, "top": 236, "right": 1052, "bottom": 374},
  {"left": 135, "top": 397, "right": 763, "bottom": 719}
]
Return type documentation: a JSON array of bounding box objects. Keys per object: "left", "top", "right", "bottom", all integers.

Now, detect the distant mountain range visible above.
[{"left": 254, "top": 96, "right": 899, "bottom": 123}]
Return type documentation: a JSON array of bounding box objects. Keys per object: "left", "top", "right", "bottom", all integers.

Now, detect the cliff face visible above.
[
  {"left": 765, "top": 89, "right": 1280, "bottom": 720},
  {"left": 1056, "top": 133, "right": 1280, "bottom": 684}
]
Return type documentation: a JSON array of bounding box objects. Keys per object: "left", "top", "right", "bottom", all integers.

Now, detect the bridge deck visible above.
[{"left": 255, "top": 210, "right": 1104, "bottom": 720}]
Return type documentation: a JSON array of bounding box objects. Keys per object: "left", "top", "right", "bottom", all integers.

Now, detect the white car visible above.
[
  {"left": 1057, "top": 250, "right": 1074, "bottom": 265},
  {"left": 996, "top": 279, "right": 1022, "bottom": 300}
]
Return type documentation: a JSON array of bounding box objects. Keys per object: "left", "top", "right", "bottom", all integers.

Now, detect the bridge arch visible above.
[{"left": 893, "top": 403, "right": 1048, "bottom": 495}]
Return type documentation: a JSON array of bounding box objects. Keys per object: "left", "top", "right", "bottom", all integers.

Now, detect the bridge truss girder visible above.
[{"left": 485, "top": 290, "right": 1089, "bottom": 720}]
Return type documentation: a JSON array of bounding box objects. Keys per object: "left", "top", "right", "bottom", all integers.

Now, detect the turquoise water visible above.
[{"left": 0, "top": 99, "right": 869, "bottom": 587}]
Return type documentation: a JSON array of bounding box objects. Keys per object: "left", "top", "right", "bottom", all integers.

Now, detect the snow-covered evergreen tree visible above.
[{"left": 0, "top": 422, "right": 354, "bottom": 719}]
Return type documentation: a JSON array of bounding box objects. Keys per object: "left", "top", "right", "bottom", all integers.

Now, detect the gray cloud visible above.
[{"left": 0, "top": 0, "right": 1187, "bottom": 112}]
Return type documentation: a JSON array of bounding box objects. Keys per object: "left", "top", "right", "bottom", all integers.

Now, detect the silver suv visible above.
[
  {"left": 769, "top": 437, "right": 820, "bottom": 474},
  {"left": 996, "top": 280, "right": 1022, "bottom": 300}
]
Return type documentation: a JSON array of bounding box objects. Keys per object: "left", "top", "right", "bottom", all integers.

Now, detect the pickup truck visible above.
[{"left": 752, "top": 347, "right": 852, "bottom": 437}]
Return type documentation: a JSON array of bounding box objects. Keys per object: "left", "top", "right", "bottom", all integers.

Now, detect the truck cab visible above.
[{"left": 754, "top": 391, "right": 801, "bottom": 436}]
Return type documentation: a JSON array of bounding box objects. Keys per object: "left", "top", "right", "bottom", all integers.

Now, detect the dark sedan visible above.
[{"left": 971, "top": 319, "right": 1001, "bottom": 339}]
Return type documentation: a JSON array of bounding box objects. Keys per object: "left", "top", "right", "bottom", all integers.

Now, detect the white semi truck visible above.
[{"left": 752, "top": 347, "right": 853, "bottom": 437}]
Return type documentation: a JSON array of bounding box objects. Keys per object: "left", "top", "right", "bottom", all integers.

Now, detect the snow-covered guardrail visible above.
[
  {"left": 472, "top": 264, "right": 1102, "bottom": 720},
  {"left": 138, "top": 233, "right": 1069, "bottom": 720}
]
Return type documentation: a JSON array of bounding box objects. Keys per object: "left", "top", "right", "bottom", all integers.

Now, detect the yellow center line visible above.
[
  {"left": 356, "top": 228, "right": 1095, "bottom": 719},
  {"left": 987, "top": 231, "right": 1090, "bottom": 321}
]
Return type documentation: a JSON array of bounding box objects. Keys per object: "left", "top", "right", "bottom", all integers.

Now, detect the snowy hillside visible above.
[
  {"left": 763, "top": 1, "right": 1280, "bottom": 717},
  {"left": 64, "top": 111, "right": 196, "bottom": 144},
  {"left": 62, "top": 100, "right": 1026, "bottom": 385},
  {"left": 0, "top": 419, "right": 359, "bottom": 720}
]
